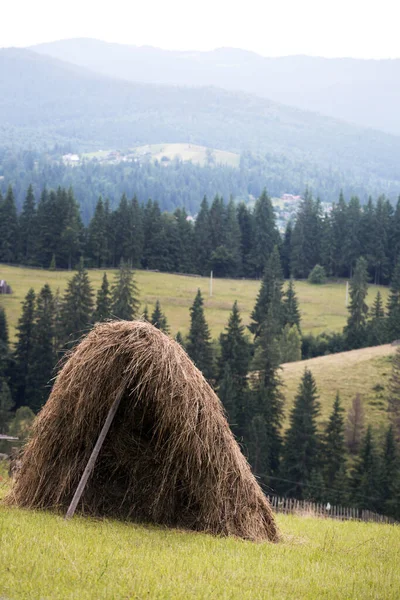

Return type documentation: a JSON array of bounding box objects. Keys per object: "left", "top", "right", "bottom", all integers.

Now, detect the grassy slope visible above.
[
  {"left": 281, "top": 345, "right": 395, "bottom": 432},
  {"left": 0, "top": 473, "right": 399, "bottom": 600},
  {"left": 0, "top": 264, "right": 389, "bottom": 341}
]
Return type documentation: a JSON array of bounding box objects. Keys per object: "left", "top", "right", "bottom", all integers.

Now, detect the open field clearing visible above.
[
  {"left": 281, "top": 345, "right": 395, "bottom": 431},
  {"left": 0, "top": 471, "right": 399, "bottom": 600},
  {"left": 0, "top": 264, "right": 390, "bottom": 341},
  {"left": 83, "top": 143, "right": 241, "bottom": 167}
]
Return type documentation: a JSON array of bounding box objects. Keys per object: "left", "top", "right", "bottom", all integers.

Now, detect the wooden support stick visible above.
[{"left": 65, "top": 388, "right": 124, "bottom": 520}]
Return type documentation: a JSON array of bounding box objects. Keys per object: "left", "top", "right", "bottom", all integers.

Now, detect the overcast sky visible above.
[{"left": 1, "top": 0, "right": 399, "bottom": 59}]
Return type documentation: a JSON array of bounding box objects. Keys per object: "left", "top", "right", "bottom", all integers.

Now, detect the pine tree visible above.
[
  {"left": 193, "top": 197, "right": 212, "bottom": 275},
  {"left": 186, "top": 289, "right": 214, "bottom": 380},
  {"left": 174, "top": 208, "right": 195, "bottom": 274},
  {"left": 351, "top": 426, "right": 382, "bottom": 512},
  {"left": 0, "top": 185, "right": 19, "bottom": 263},
  {"left": 250, "top": 189, "right": 280, "bottom": 277},
  {"left": 386, "top": 258, "right": 400, "bottom": 341},
  {"left": 151, "top": 300, "right": 170, "bottom": 334},
  {"left": 323, "top": 394, "right": 347, "bottom": 496},
  {"left": 87, "top": 197, "right": 108, "bottom": 268},
  {"left": 381, "top": 426, "right": 400, "bottom": 519},
  {"left": 283, "top": 279, "right": 301, "bottom": 330},
  {"left": 60, "top": 260, "right": 94, "bottom": 347},
  {"left": 367, "top": 291, "right": 387, "bottom": 346},
  {"left": 290, "top": 189, "right": 322, "bottom": 278},
  {"left": 344, "top": 256, "right": 369, "bottom": 349},
  {"left": 175, "top": 331, "right": 184, "bottom": 347},
  {"left": 281, "top": 368, "right": 321, "bottom": 498},
  {"left": 59, "top": 187, "right": 84, "bottom": 270},
  {"left": 28, "top": 285, "right": 56, "bottom": 413},
  {"left": 12, "top": 289, "right": 36, "bottom": 408},
  {"left": 237, "top": 202, "right": 254, "bottom": 277},
  {"left": 281, "top": 221, "right": 293, "bottom": 279},
  {"left": 249, "top": 246, "right": 284, "bottom": 338},
  {"left": 142, "top": 305, "right": 149, "bottom": 321},
  {"left": 218, "top": 301, "right": 251, "bottom": 435},
  {"left": 110, "top": 260, "right": 140, "bottom": 320},
  {"left": 0, "top": 307, "right": 8, "bottom": 347},
  {"left": 93, "top": 273, "right": 111, "bottom": 323},
  {"left": 0, "top": 378, "right": 14, "bottom": 434},
  {"left": 345, "top": 393, "right": 365, "bottom": 454},
  {"left": 388, "top": 346, "right": 400, "bottom": 442},
  {"left": 279, "top": 324, "right": 302, "bottom": 363},
  {"left": 19, "top": 184, "right": 37, "bottom": 264}
]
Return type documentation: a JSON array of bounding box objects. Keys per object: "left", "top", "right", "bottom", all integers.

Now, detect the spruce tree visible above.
[
  {"left": 87, "top": 197, "right": 108, "bottom": 268},
  {"left": 0, "top": 185, "right": 19, "bottom": 263},
  {"left": 281, "top": 221, "right": 293, "bottom": 279},
  {"left": 28, "top": 285, "right": 56, "bottom": 413},
  {"left": 93, "top": 273, "right": 112, "bottom": 323},
  {"left": 218, "top": 301, "right": 251, "bottom": 435},
  {"left": 250, "top": 189, "right": 280, "bottom": 277},
  {"left": 281, "top": 368, "right": 321, "bottom": 498},
  {"left": 367, "top": 291, "right": 387, "bottom": 345},
  {"left": 344, "top": 256, "right": 369, "bottom": 349},
  {"left": 19, "top": 184, "right": 37, "bottom": 264},
  {"left": 388, "top": 346, "right": 400, "bottom": 442},
  {"left": 151, "top": 300, "right": 170, "bottom": 334},
  {"left": 323, "top": 393, "right": 347, "bottom": 496},
  {"left": 12, "top": 289, "right": 36, "bottom": 408},
  {"left": 237, "top": 202, "right": 254, "bottom": 277},
  {"left": 0, "top": 378, "right": 14, "bottom": 434},
  {"left": 283, "top": 279, "right": 301, "bottom": 330},
  {"left": 386, "top": 258, "right": 400, "bottom": 341},
  {"left": 0, "top": 307, "right": 9, "bottom": 347},
  {"left": 175, "top": 331, "right": 184, "bottom": 347},
  {"left": 279, "top": 324, "right": 302, "bottom": 363},
  {"left": 110, "top": 260, "right": 140, "bottom": 320},
  {"left": 290, "top": 190, "right": 322, "bottom": 278},
  {"left": 381, "top": 426, "right": 400, "bottom": 518},
  {"left": 60, "top": 260, "right": 94, "bottom": 347},
  {"left": 186, "top": 289, "right": 214, "bottom": 380},
  {"left": 351, "top": 426, "right": 382, "bottom": 512},
  {"left": 249, "top": 246, "right": 284, "bottom": 338},
  {"left": 193, "top": 197, "right": 212, "bottom": 275}
]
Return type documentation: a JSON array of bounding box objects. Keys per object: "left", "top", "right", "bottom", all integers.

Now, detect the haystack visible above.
[{"left": 6, "top": 320, "right": 278, "bottom": 542}]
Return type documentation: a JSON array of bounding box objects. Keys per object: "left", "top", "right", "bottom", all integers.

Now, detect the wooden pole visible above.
[{"left": 65, "top": 388, "right": 125, "bottom": 520}]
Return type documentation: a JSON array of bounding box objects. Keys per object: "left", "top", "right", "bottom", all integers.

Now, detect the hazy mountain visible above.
[
  {"left": 31, "top": 38, "right": 400, "bottom": 135},
  {"left": 2, "top": 47, "right": 400, "bottom": 200}
]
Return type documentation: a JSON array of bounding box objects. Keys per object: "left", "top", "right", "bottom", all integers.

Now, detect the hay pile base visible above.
[{"left": 6, "top": 320, "right": 278, "bottom": 542}]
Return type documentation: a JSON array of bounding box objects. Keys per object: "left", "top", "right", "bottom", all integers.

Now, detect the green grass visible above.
[
  {"left": 0, "top": 479, "right": 399, "bottom": 600},
  {"left": 281, "top": 345, "right": 395, "bottom": 432},
  {"left": 0, "top": 264, "right": 390, "bottom": 343}
]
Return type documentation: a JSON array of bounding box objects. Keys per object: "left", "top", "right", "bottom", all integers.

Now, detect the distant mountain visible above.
[
  {"left": 2, "top": 48, "right": 400, "bottom": 201},
  {"left": 31, "top": 38, "right": 400, "bottom": 135}
]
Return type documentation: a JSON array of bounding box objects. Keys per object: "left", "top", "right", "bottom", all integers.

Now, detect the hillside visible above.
[
  {"left": 0, "top": 484, "right": 399, "bottom": 600},
  {"left": 281, "top": 345, "right": 395, "bottom": 432},
  {"left": 2, "top": 48, "right": 400, "bottom": 200},
  {"left": 31, "top": 38, "right": 400, "bottom": 135}
]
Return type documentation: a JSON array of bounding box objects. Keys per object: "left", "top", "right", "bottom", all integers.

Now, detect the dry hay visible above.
[{"left": 6, "top": 320, "right": 278, "bottom": 542}]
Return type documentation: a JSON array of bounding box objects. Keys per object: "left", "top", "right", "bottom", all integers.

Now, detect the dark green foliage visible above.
[
  {"left": 367, "top": 291, "right": 387, "bottom": 346},
  {"left": 250, "top": 190, "right": 280, "bottom": 277},
  {"left": 323, "top": 394, "right": 347, "bottom": 497},
  {"left": 60, "top": 260, "right": 94, "bottom": 347},
  {"left": 86, "top": 197, "right": 108, "bottom": 268},
  {"left": 110, "top": 260, "right": 140, "bottom": 321},
  {"left": 351, "top": 426, "right": 382, "bottom": 512},
  {"left": 345, "top": 393, "right": 365, "bottom": 455},
  {"left": 151, "top": 300, "right": 169, "bottom": 334},
  {"left": 279, "top": 324, "right": 302, "bottom": 363},
  {"left": 344, "top": 257, "right": 369, "bottom": 349},
  {"left": 19, "top": 184, "right": 37, "bottom": 264},
  {"left": 291, "top": 190, "right": 322, "bottom": 278},
  {"left": 93, "top": 273, "right": 111, "bottom": 323},
  {"left": 12, "top": 289, "right": 36, "bottom": 408},
  {"left": 386, "top": 259, "right": 400, "bottom": 341},
  {"left": 0, "top": 186, "right": 19, "bottom": 263},
  {"left": 381, "top": 426, "right": 400, "bottom": 519},
  {"left": 283, "top": 279, "right": 301, "bottom": 330},
  {"left": 0, "top": 378, "right": 14, "bottom": 434},
  {"left": 281, "top": 368, "right": 321, "bottom": 498},
  {"left": 186, "top": 289, "right": 214, "bottom": 381},
  {"left": 175, "top": 331, "right": 184, "bottom": 347},
  {"left": 249, "top": 246, "right": 284, "bottom": 338},
  {"left": 0, "top": 307, "right": 9, "bottom": 347},
  {"left": 308, "top": 264, "right": 326, "bottom": 284},
  {"left": 28, "top": 285, "right": 56, "bottom": 412},
  {"left": 194, "top": 197, "right": 212, "bottom": 275},
  {"left": 218, "top": 301, "right": 251, "bottom": 435},
  {"left": 388, "top": 347, "right": 400, "bottom": 442}
]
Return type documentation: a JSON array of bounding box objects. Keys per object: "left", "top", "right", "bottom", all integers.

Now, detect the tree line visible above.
[
  {"left": 1, "top": 254, "right": 399, "bottom": 518},
  {"left": 2, "top": 185, "right": 400, "bottom": 285}
]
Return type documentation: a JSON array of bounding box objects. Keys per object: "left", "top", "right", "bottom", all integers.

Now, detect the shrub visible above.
[{"left": 308, "top": 264, "right": 327, "bottom": 284}]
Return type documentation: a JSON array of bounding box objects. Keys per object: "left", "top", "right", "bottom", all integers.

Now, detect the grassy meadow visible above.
[
  {"left": 0, "top": 471, "right": 399, "bottom": 600},
  {"left": 0, "top": 264, "right": 390, "bottom": 341}
]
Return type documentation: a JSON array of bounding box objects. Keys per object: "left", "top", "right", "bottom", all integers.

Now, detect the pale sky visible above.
[{"left": 1, "top": 0, "right": 399, "bottom": 59}]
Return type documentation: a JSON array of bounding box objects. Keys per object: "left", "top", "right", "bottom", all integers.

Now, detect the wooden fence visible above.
[{"left": 267, "top": 495, "right": 397, "bottom": 525}]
